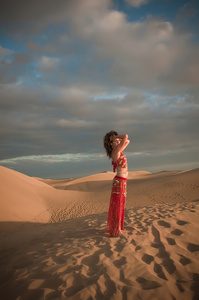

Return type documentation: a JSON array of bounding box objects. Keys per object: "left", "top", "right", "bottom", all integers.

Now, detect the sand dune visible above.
[
  {"left": 0, "top": 166, "right": 199, "bottom": 300},
  {"left": 0, "top": 166, "right": 55, "bottom": 224}
]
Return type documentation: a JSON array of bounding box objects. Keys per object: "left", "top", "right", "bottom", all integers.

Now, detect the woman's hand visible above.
[
  {"left": 112, "top": 134, "right": 129, "bottom": 153},
  {"left": 114, "top": 134, "right": 128, "bottom": 140}
]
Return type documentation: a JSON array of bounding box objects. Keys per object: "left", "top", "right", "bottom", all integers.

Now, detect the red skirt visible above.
[{"left": 107, "top": 176, "right": 127, "bottom": 236}]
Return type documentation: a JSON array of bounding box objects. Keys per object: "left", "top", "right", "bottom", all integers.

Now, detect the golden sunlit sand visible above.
[{"left": 0, "top": 165, "right": 199, "bottom": 300}]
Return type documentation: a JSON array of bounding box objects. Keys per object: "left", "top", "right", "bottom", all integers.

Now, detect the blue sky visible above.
[{"left": 0, "top": 0, "right": 199, "bottom": 178}]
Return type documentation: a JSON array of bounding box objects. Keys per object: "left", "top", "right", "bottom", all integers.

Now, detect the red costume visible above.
[
  {"left": 107, "top": 153, "right": 127, "bottom": 236},
  {"left": 112, "top": 152, "right": 127, "bottom": 172}
]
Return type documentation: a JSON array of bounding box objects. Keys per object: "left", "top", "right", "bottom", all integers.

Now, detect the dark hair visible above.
[{"left": 103, "top": 130, "right": 118, "bottom": 158}]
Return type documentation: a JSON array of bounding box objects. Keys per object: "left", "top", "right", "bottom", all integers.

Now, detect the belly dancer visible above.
[{"left": 103, "top": 131, "right": 130, "bottom": 236}]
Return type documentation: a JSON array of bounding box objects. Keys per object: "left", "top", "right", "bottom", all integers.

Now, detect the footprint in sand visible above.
[
  {"left": 136, "top": 277, "right": 161, "bottom": 290},
  {"left": 135, "top": 245, "right": 142, "bottom": 251},
  {"left": 191, "top": 273, "right": 199, "bottom": 298},
  {"left": 151, "top": 225, "right": 176, "bottom": 274},
  {"left": 161, "top": 257, "right": 176, "bottom": 275},
  {"left": 178, "top": 254, "right": 191, "bottom": 266},
  {"left": 114, "top": 240, "right": 126, "bottom": 252},
  {"left": 157, "top": 220, "right": 171, "bottom": 228},
  {"left": 176, "top": 279, "right": 186, "bottom": 292},
  {"left": 113, "top": 256, "right": 127, "bottom": 268},
  {"left": 165, "top": 237, "right": 176, "bottom": 246},
  {"left": 176, "top": 220, "right": 188, "bottom": 226},
  {"left": 171, "top": 229, "right": 183, "bottom": 236},
  {"left": 187, "top": 243, "right": 199, "bottom": 253},
  {"left": 141, "top": 253, "right": 154, "bottom": 264},
  {"left": 153, "top": 262, "right": 167, "bottom": 280},
  {"left": 151, "top": 242, "right": 161, "bottom": 248},
  {"left": 130, "top": 238, "right": 136, "bottom": 246}
]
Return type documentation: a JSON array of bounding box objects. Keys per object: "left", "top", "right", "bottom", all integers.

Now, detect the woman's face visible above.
[{"left": 110, "top": 136, "right": 120, "bottom": 149}]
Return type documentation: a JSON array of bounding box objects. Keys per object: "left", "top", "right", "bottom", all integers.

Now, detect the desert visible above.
[{"left": 0, "top": 165, "right": 199, "bottom": 300}]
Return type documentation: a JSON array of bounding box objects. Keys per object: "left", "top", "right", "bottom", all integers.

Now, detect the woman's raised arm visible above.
[{"left": 113, "top": 134, "right": 130, "bottom": 153}]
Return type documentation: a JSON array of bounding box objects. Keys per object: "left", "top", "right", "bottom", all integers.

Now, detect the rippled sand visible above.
[{"left": 0, "top": 166, "right": 199, "bottom": 300}]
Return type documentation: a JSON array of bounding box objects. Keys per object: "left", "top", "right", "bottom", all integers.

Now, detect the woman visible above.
[{"left": 103, "top": 130, "right": 130, "bottom": 236}]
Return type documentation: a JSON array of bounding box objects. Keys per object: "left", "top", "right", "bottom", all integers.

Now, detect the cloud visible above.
[
  {"left": 0, "top": 45, "right": 13, "bottom": 60},
  {"left": 2, "top": 0, "right": 198, "bottom": 92},
  {"left": 0, "top": 81, "right": 198, "bottom": 160},
  {"left": 0, "top": 153, "right": 104, "bottom": 164},
  {"left": 38, "top": 56, "right": 59, "bottom": 73},
  {"left": 0, "top": 0, "right": 198, "bottom": 176},
  {"left": 124, "top": 0, "right": 149, "bottom": 8},
  {"left": 82, "top": 14, "right": 199, "bottom": 90},
  {"left": 58, "top": 119, "right": 95, "bottom": 129},
  {"left": 0, "top": 0, "right": 111, "bottom": 35}
]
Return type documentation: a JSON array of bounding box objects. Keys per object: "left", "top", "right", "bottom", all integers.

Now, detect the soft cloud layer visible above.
[
  {"left": 125, "top": 0, "right": 149, "bottom": 7},
  {"left": 0, "top": 0, "right": 199, "bottom": 178}
]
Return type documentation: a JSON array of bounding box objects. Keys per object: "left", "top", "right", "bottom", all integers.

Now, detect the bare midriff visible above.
[
  {"left": 116, "top": 167, "right": 128, "bottom": 178},
  {"left": 112, "top": 152, "right": 128, "bottom": 178}
]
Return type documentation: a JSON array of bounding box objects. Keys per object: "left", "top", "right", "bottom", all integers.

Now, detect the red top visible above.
[{"left": 112, "top": 152, "right": 127, "bottom": 172}]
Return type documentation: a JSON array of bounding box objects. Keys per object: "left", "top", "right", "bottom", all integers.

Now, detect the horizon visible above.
[{"left": 1, "top": 163, "right": 198, "bottom": 181}]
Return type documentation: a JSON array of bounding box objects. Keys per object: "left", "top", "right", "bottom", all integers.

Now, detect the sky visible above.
[{"left": 0, "top": 0, "right": 199, "bottom": 179}]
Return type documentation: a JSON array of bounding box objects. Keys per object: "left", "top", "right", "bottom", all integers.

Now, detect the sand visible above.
[{"left": 0, "top": 165, "right": 199, "bottom": 300}]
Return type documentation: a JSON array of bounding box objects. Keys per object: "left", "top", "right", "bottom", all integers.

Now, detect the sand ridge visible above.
[{"left": 0, "top": 166, "right": 199, "bottom": 299}]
